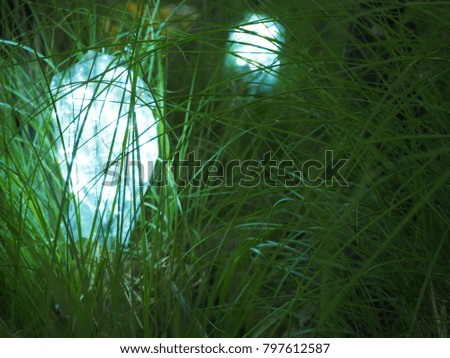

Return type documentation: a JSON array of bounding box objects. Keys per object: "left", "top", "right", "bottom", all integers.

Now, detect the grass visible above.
[{"left": 1, "top": 0, "right": 449, "bottom": 337}]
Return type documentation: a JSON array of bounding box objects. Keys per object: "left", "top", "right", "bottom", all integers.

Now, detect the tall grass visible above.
[{"left": 1, "top": 0, "right": 449, "bottom": 337}]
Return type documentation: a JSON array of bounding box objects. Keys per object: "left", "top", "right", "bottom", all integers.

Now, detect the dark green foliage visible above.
[{"left": 0, "top": 0, "right": 449, "bottom": 337}]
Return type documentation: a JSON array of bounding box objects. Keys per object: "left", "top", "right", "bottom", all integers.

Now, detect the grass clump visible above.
[{"left": 0, "top": 0, "right": 449, "bottom": 337}]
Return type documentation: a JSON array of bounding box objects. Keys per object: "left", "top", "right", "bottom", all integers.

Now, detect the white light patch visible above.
[
  {"left": 51, "top": 51, "right": 159, "bottom": 247},
  {"left": 226, "top": 13, "right": 285, "bottom": 92}
]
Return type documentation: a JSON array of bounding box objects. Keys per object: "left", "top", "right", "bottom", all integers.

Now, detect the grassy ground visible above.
[{"left": 1, "top": 0, "right": 449, "bottom": 337}]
